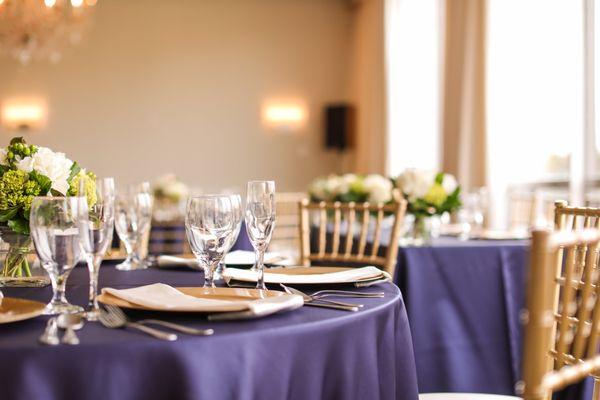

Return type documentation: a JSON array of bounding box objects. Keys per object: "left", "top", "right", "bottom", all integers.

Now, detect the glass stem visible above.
[
  {"left": 256, "top": 248, "right": 266, "bottom": 290},
  {"left": 50, "top": 269, "right": 69, "bottom": 304},
  {"left": 204, "top": 262, "right": 216, "bottom": 288},
  {"left": 87, "top": 256, "right": 101, "bottom": 310}
]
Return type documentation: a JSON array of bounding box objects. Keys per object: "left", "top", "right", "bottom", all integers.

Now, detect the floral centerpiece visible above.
[
  {"left": 395, "top": 169, "right": 461, "bottom": 243},
  {"left": 152, "top": 174, "right": 189, "bottom": 221},
  {"left": 0, "top": 137, "right": 95, "bottom": 280},
  {"left": 308, "top": 174, "right": 394, "bottom": 204}
]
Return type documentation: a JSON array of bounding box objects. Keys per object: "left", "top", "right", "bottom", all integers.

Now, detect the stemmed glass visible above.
[
  {"left": 30, "top": 197, "right": 89, "bottom": 315},
  {"left": 185, "top": 195, "right": 235, "bottom": 288},
  {"left": 214, "top": 194, "right": 243, "bottom": 279},
  {"left": 114, "top": 190, "right": 153, "bottom": 271},
  {"left": 78, "top": 177, "right": 115, "bottom": 321},
  {"left": 245, "top": 181, "right": 276, "bottom": 290}
]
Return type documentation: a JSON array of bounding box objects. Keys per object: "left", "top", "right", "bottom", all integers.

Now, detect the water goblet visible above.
[
  {"left": 215, "top": 194, "right": 243, "bottom": 280},
  {"left": 245, "top": 181, "right": 276, "bottom": 290},
  {"left": 114, "top": 191, "right": 153, "bottom": 271},
  {"left": 78, "top": 177, "right": 115, "bottom": 320},
  {"left": 185, "top": 195, "right": 235, "bottom": 288},
  {"left": 30, "top": 197, "right": 88, "bottom": 315}
]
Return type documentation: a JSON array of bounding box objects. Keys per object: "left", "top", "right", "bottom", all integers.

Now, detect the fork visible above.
[
  {"left": 98, "top": 305, "right": 177, "bottom": 341},
  {"left": 136, "top": 319, "right": 214, "bottom": 336},
  {"left": 310, "top": 289, "right": 385, "bottom": 299},
  {"left": 280, "top": 284, "right": 360, "bottom": 311}
]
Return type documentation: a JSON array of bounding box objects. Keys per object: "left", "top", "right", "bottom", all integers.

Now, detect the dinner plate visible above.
[
  {"left": 0, "top": 297, "right": 46, "bottom": 324},
  {"left": 223, "top": 266, "right": 388, "bottom": 285},
  {"left": 97, "top": 286, "right": 288, "bottom": 312},
  {"left": 473, "top": 230, "right": 530, "bottom": 241}
]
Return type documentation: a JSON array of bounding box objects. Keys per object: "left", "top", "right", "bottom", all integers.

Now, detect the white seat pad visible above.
[{"left": 419, "top": 393, "right": 519, "bottom": 400}]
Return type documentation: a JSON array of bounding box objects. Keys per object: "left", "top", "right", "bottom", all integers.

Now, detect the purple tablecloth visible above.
[
  {"left": 0, "top": 265, "right": 418, "bottom": 400},
  {"left": 394, "top": 238, "right": 529, "bottom": 395}
]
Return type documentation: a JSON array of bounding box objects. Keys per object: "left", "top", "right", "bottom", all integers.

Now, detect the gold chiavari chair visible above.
[
  {"left": 268, "top": 192, "right": 307, "bottom": 263},
  {"left": 554, "top": 200, "right": 600, "bottom": 231},
  {"left": 421, "top": 228, "right": 600, "bottom": 400},
  {"left": 298, "top": 193, "right": 407, "bottom": 277}
]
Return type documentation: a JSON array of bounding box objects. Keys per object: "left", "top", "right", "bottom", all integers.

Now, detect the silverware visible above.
[
  {"left": 39, "top": 318, "right": 60, "bottom": 346},
  {"left": 280, "top": 284, "right": 359, "bottom": 312},
  {"left": 310, "top": 289, "right": 385, "bottom": 299},
  {"left": 136, "top": 319, "right": 214, "bottom": 336},
  {"left": 57, "top": 313, "right": 85, "bottom": 345},
  {"left": 355, "top": 278, "right": 391, "bottom": 288},
  {"left": 98, "top": 305, "right": 177, "bottom": 341}
]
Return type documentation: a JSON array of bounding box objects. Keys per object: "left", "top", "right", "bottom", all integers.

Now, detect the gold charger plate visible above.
[
  {"left": 0, "top": 297, "right": 46, "bottom": 324},
  {"left": 97, "top": 286, "right": 286, "bottom": 312},
  {"left": 224, "top": 266, "right": 387, "bottom": 285}
]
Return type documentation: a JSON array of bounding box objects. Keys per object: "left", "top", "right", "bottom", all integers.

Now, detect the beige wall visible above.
[{"left": 0, "top": 0, "right": 354, "bottom": 192}]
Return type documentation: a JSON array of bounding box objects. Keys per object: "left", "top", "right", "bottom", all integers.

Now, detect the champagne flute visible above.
[
  {"left": 30, "top": 197, "right": 88, "bottom": 315},
  {"left": 78, "top": 177, "right": 115, "bottom": 321},
  {"left": 114, "top": 191, "right": 152, "bottom": 271},
  {"left": 245, "top": 181, "right": 276, "bottom": 290},
  {"left": 185, "top": 195, "right": 235, "bottom": 288}
]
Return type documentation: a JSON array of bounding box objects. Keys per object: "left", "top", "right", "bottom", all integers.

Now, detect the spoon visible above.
[{"left": 57, "top": 313, "right": 85, "bottom": 345}]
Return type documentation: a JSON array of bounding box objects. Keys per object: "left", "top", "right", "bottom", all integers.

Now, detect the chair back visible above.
[
  {"left": 521, "top": 229, "right": 600, "bottom": 399},
  {"left": 268, "top": 192, "right": 307, "bottom": 263},
  {"left": 298, "top": 194, "right": 407, "bottom": 277},
  {"left": 554, "top": 200, "right": 600, "bottom": 231},
  {"left": 148, "top": 219, "right": 190, "bottom": 255}
]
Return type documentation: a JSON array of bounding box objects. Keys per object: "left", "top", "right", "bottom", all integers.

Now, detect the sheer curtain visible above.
[{"left": 486, "top": 0, "right": 583, "bottom": 227}]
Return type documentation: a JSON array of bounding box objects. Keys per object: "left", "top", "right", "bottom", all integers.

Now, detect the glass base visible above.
[
  {"left": 43, "top": 301, "right": 84, "bottom": 315},
  {"left": 85, "top": 309, "right": 100, "bottom": 321},
  {"left": 115, "top": 260, "right": 148, "bottom": 271}
]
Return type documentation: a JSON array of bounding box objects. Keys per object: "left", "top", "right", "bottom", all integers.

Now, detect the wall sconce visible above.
[
  {"left": 1, "top": 99, "right": 47, "bottom": 131},
  {"left": 261, "top": 100, "right": 307, "bottom": 132}
]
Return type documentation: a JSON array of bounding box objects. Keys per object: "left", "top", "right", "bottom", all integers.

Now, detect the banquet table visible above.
[{"left": 0, "top": 264, "right": 419, "bottom": 400}]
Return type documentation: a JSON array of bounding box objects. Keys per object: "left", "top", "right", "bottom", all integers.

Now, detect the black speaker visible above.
[{"left": 325, "top": 104, "right": 354, "bottom": 151}]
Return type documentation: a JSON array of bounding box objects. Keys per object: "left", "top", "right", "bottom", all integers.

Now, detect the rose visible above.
[
  {"left": 16, "top": 147, "right": 74, "bottom": 194},
  {"left": 441, "top": 173, "right": 458, "bottom": 194}
]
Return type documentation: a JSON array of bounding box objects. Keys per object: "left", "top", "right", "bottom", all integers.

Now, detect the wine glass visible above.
[
  {"left": 215, "top": 194, "right": 243, "bottom": 279},
  {"left": 185, "top": 195, "right": 235, "bottom": 287},
  {"left": 114, "top": 191, "right": 153, "bottom": 271},
  {"left": 130, "top": 182, "right": 154, "bottom": 267},
  {"left": 30, "top": 197, "right": 88, "bottom": 315},
  {"left": 78, "top": 177, "right": 115, "bottom": 321},
  {"left": 245, "top": 181, "right": 276, "bottom": 290}
]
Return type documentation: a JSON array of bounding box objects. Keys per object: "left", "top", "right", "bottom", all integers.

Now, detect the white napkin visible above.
[
  {"left": 223, "top": 266, "right": 388, "bottom": 284},
  {"left": 101, "top": 283, "right": 303, "bottom": 314},
  {"left": 156, "top": 255, "right": 199, "bottom": 268},
  {"left": 224, "top": 250, "right": 291, "bottom": 266}
]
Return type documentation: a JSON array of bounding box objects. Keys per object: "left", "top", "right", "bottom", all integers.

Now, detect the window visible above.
[{"left": 385, "top": 0, "right": 442, "bottom": 176}]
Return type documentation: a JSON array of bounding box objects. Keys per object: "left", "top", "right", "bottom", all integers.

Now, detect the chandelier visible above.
[{"left": 0, "top": 0, "right": 97, "bottom": 64}]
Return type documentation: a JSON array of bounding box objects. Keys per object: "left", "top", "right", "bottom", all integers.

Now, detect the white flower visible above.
[
  {"left": 442, "top": 173, "right": 458, "bottom": 194},
  {"left": 396, "top": 169, "right": 435, "bottom": 201},
  {"left": 16, "top": 147, "right": 74, "bottom": 194},
  {"left": 309, "top": 177, "right": 329, "bottom": 200},
  {"left": 363, "top": 174, "right": 392, "bottom": 203},
  {"left": 0, "top": 148, "right": 7, "bottom": 165}
]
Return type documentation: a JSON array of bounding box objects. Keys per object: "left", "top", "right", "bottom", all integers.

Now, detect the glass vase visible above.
[
  {"left": 0, "top": 227, "right": 50, "bottom": 287},
  {"left": 400, "top": 215, "right": 441, "bottom": 246}
]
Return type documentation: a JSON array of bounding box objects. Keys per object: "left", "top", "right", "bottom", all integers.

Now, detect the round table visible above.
[{"left": 0, "top": 264, "right": 418, "bottom": 400}]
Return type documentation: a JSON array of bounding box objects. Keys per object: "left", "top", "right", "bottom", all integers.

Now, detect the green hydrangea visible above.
[
  {"left": 0, "top": 170, "right": 41, "bottom": 213},
  {"left": 68, "top": 171, "right": 97, "bottom": 208}
]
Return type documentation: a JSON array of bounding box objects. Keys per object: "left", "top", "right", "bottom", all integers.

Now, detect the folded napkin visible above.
[
  {"left": 101, "top": 283, "right": 303, "bottom": 314},
  {"left": 223, "top": 266, "right": 388, "bottom": 284},
  {"left": 224, "top": 250, "right": 291, "bottom": 266},
  {"left": 156, "top": 255, "right": 199, "bottom": 269}
]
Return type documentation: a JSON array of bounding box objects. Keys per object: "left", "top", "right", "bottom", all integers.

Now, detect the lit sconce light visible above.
[
  {"left": 262, "top": 100, "right": 308, "bottom": 133},
  {"left": 45, "top": 0, "right": 56, "bottom": 7},
  {"left": 1, "top": 99, "right": 48, "bottom": 131},
  {"left": 71, "top": 0, "right": 84, "bottom": 7}
]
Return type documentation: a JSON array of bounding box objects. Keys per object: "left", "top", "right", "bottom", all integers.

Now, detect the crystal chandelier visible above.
[{"left": 0, "top": 0, "right": 97, "bottom": 64}]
